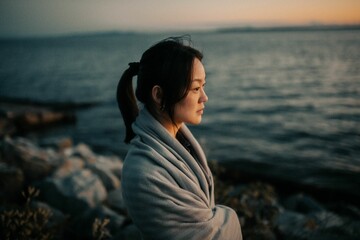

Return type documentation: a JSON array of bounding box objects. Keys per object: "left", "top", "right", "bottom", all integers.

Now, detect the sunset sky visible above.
[{"left": 0, "top": 0, "right": 359, "bottom": 37}]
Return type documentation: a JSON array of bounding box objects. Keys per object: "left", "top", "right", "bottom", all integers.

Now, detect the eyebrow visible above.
[{"left": 192, "top": 79, "right": 206, "bottom": 83}]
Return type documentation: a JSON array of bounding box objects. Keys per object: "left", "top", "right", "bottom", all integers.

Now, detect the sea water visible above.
[{"left": 1, "top": 30, "right": 359, "bottom": 195}]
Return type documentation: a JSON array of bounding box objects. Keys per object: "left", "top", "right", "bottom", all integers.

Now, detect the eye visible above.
[{"left": 193, "top": 87, "right": 200, "bottom": 92}]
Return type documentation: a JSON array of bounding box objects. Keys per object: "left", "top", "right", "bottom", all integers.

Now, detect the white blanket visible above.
[{"left": 121, "top": 108, "right": 242, "bottom": 240}]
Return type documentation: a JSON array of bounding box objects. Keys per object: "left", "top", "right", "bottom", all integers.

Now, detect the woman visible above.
[{"left": 117, "top": 37, "right": 242, "bottom": 240}]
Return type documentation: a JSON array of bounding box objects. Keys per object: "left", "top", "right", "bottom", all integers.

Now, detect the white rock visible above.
[
  {"left": 87, "top": 163, "right": 121, "bottom": 191},
  {"left": 39, "top": 169, "right": 107, "bottom": 215}
]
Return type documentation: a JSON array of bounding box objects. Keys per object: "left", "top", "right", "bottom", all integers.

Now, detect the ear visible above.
[{"left": 151, "top": 85, "right": 163, "bottom": 106}]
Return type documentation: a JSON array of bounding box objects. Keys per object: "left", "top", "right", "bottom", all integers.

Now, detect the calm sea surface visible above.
[{"left": 1, "top": 30, "right": 359, "bottom": 195}]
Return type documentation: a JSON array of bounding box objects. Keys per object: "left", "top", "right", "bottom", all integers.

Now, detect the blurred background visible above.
[
  {"left": 1, "top": 1, "right": 360, "bottom": 239},
  {"left": 1, "top": 0, "right": 359, "bottom": 197}
]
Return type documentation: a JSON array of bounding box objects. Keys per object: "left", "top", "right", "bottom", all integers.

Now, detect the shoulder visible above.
[
  {"left": 121, "top": 138, "right": 177, "bottom": 188},
  {"left": 122, "top": 142, "right": 159, "bottom": 180}
]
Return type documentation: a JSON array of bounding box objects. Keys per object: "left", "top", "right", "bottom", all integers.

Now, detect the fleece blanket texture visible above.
[{"left": 121, "top": 108, "right": 242, "bottom": 240}]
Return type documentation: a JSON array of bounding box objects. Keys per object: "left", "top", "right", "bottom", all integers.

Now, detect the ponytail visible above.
[{"left": 117, "top": 62, "right": 140, "bottom": 143}]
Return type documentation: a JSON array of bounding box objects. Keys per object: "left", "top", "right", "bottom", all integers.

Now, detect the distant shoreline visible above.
[
  {"left": 216, "top": 24, "right": 360, "bottom": 33},
  {"left": 1, "top": 24, "right": 359, "bottom": 40}
]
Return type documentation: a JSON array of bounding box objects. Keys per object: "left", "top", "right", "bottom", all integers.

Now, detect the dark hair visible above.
[{"left": 116, "top": 36, "right": 203, "bottom": 143}]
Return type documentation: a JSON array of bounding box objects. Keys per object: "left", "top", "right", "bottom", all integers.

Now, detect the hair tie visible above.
[{"left": 128, "top": 62, "right": 140, "bottom": 76}]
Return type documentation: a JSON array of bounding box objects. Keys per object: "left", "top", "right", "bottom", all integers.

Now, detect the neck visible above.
[
  {"left": 150, "top": 106, "right": 182, "bottom": 138},
  {"left": 158, "top": 117, "right": 181, "bottom": 138},
  {"left": 152, "top": 109, "right": 181, "bottom": 138}
]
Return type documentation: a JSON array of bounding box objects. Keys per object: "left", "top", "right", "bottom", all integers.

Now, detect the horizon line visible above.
[{"left": 1, "top": 23, "right": 360, "bottom": 40}]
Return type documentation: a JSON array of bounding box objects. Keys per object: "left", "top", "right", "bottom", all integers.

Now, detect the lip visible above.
[{"left": 197, "top": 108, "right": 204, "bottom": 113}]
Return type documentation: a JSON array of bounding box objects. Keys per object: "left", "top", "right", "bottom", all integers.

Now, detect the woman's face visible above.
[{"left": 173, "top": 58, "right": 208, "bottom": 126}]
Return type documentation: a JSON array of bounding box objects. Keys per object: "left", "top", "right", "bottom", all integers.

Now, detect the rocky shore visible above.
[{"left": 0, "top": 104, "right": 359, "bottom": 239}]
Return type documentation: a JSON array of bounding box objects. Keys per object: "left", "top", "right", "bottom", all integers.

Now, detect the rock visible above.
[
  {"left": 243, "top": 226, "right": 277, "bottom": 240},
  {"left": 307, "top": 231, "right": 357, "bottom": 240},
  {"left": 225, "top": 182, "right": 280, "bottom": 231},
  {"left": 31, "top": 201, "right": 66, "bottom": 230},
  {"left": 87, "top": 163, "right": 121, "bottom": 191},
  {"left": 113, "top": 223, "right": 142, "bottom": 240},
  {"left": 0, "top": 162, "right": 24, "bottom": 200},
  {"left": 52, "top": 156, "right": 85, "bottom": 178},
  {"left": 39, "top": 137, "right": 73, "bottom": 152},
  {"left": 64, "top": 144, "right": 123, "bottom": 190},
  {"left": 283, "top": 193, "right": 325, "bottom": 214},
  {"left": 342, "top": 220, "right": 360, "bottom": 238},
  {"left": 310, "top": 211, "right": 344, "bottom": 229},
  {"left": 71, "top": 143, "right": 97, "bottom": 164},
  {"left": 2, "top": 137, "right": 62, "bottom": 180},
  {"left": 0, "top": 117, "right": 16, "bottom": 137},
  {"left": 64, "top": 143, "right": 123, "bottom": 178},
  {"left": 106, "top": 187, "right": 127, "bottom": 215},
  {"left": 71, "top": 205, "right": 126, "bottom": 239},
  {"left": 302, "top": 212, "right": 360, "bottom": 240},
  {"left": 57, "top": 137, "right": 73, "bottom": 151},
  {"left": 12, "top": 110, "right": 76, "bottom": 132},
  {"left": 275, "top": 209, "right": 348, "bottom": 240},
  {"left": 95, "top": 155, "right": 123, "bottom": 180},
  {"left": 1, "top": 103, "right": 76, "bottom": 135},
  {"left": 275, "top": 210, "right": 310, "bottom": 239},
  {"left": 39, "top": 169, "right": 107, "bottom": 215},
  {"left": 327, "top": 203, "right": 360, "bottom": 220},
  {"left": 67, "top": 144, "right": 123, "bottom": 175}
]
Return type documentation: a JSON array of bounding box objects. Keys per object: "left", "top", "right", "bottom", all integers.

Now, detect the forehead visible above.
[{"left": 192, "top": 58, "right": 206, "bottom": 81}]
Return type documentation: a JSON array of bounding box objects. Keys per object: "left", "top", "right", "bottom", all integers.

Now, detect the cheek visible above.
[
  {"left": 175, "top": 103, "right": 188, "bottom": 115},
  {"left": 174, "top": 101, "right": 191, "bottom": 119},
  {"left": 178, "top": 98, "right": 195, "bottom": 111},
  {"left": 175, "top": 94, "right": 198, "bottom": 113}
]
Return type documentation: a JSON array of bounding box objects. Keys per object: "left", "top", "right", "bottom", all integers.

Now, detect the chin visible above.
[{"left": 190, "top": 118, "right": 202, "bottom": 125}]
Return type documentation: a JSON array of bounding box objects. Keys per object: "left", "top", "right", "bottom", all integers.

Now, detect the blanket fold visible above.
[{"left": 122, "top": 108, "right": 242, "bottom": 240}]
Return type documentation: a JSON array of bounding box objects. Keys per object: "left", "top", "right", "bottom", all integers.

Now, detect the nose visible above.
[{"left": 200, "top": 88, "right": 208, "bottom": 103}]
